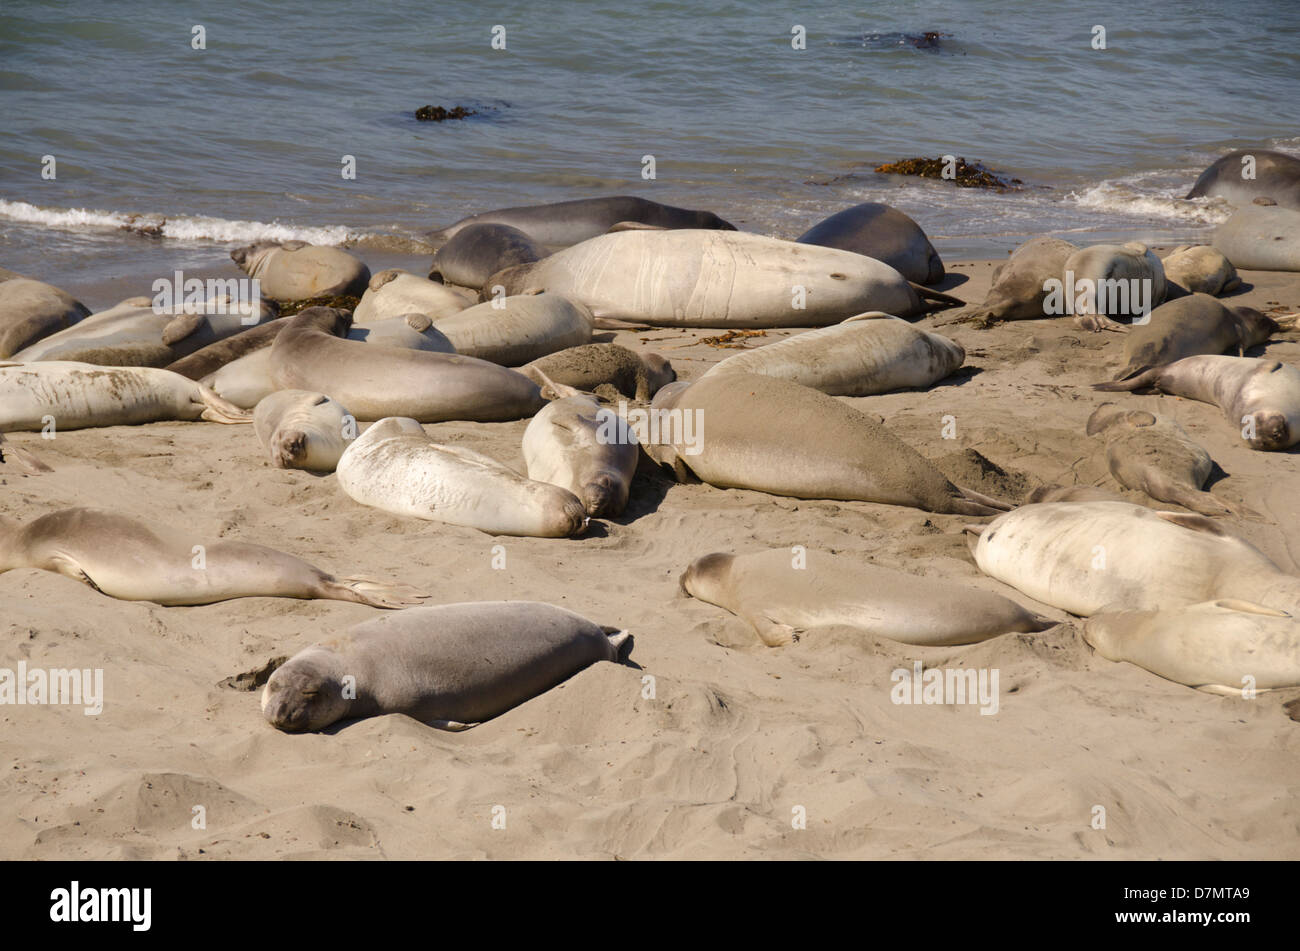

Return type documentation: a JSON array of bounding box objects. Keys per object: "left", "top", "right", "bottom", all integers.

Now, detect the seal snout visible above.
[
  {"left": 581, "top": 472, "right": 627, "bottom": 518},
  {"left": 271, "top": 430, "right": 309, "bottom": 468},
  {"left": 1249, "top": 411, "right": 1289, "bottom": 451}
]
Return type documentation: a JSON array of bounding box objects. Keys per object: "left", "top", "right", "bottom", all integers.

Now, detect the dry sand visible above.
[{"left": 3, "top": 252, "right": 1299, "bottom": 860}]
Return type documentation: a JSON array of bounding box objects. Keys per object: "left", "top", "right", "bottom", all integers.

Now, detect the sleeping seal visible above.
[
  {"left": 1111, "top": 294, "right": 1282, "bottom": 381},
  {"left": 261, "top": 601, "right": 632, "bottom": 732},
  {"left": 937, "top": 236, "right": 1077, "bottom": 327},
  {"left": 1095, "top": 354, "right": 1300, "bottom": 451},
  {"left": 0, "top": 507, "right": 426, "bottom": 608},
  {"left": 337, "top": 417, "right": 588, "bottom": 537},
  {"left": 795, "top": 202, "right": 945, "bottom": 285},
  {"left": 680, "top": 547, "right": 1054, "bottom": 647},
  {"left": 428, "top": 223, "right": 544, "bottom": 289},
  {"left": 701, "top": 312, "right": 964, "bottom": 395},
  {"left": 522, "top": 395, "right": 639, "bottom": 517},
  {"left": 431, "top": 292, "right": 593, "bottom": 365},
  {"left": 352, "top": 269, "right": 475, "bottom": 323},
  {"left": 254, "top": 390, "right": 355, "bottom": 471},
  {"left": 1161, "top": 245, "right": 1240, "bottom": 297},
  {"left": 517, "top": 344, "right": 675, "bottom": 401},
  {"left": 1061, "top": 242, "right": 1167, "bottom": 331},
  {"left": 643, "top": 373, "right": 1010, "bottom": 516},
  {"left": 0, "top": 277, "right": 90, "bottom": 358},
  {"left": 1084, "top": 599, "right": 1300, "bottom": 693},
  {"left": 1212, "top": 201, "right": 1300, "bottom": 272},
  {"left": 231, "top": 240, "right": 370, "bottom": 300}
]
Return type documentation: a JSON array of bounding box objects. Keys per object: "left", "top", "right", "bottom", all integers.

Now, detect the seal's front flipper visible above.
[
  {"left": 47, "top": 553, "right": 106, "bottom": 595},
  {"left": 749, "top": 614, "right": 798, "bottom": 647}
]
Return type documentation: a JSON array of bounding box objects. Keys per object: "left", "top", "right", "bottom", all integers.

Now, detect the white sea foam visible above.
[{"left": 1066, "top": 179, "right": 1234, "bottom": 225}]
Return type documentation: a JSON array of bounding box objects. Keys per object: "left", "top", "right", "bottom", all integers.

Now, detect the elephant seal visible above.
[
  {"left": 1185, "top": 149, "right": 1300, "bottom": 210},
  {"left": 1161, "top": 245, "right": 1239, "bottom": 296},
  {"left": 231, "top": 240, "right": 370, "bottom": 300},
  {"left": 261, "top": 601, "right": 632, "bottom": 732},
  {"left": 1083, "top": 600, "right": 1300, "bottom": 693},
  {"left": 268, "top": 307, "right": 544, "bottom": 422},
  {"left": 517, "top": 343, "right": 675, "bottom": 401},
  {"left": 0, "top": 278, "right": 90, "bottom": 358},
  {"left": 967, "top": 500, "right": 1300, "bottom": 616},
  {"left": 0, "top": 361, "right": 250, "bottom": 430},
  {"left": 643, "top": 373, "right": 1010, "bottom": 515},
  {"left": 1086, "top": 402, "right": 1251, "bottom": 518},
  {"left": 485, "top": 230, "right": 961, "bottom": 326},
  {"left": 1112, "top": 294, "right": 1282, "bottom": 380},
  {"left": 427, "top": 195, "right": 737, "bottom": 249},
  {"left": 0, "top": 508, "right": 426, "bottom": 608},
  {"left": 680, "top": 547, "right": 1053, "bottom": 647},
  {"left": 1061, "top": 242, "right": 1167, "bottom": 331},
  {"left": 937, "top": 236, "right": 1077, "bottom": 327},
  {"left": 701, "top": 312, "right": 964, "bottom": 396},
  {"left": 1094, "top": 354, "right": 1300, "bottom": 451},
  {"left": 522, "top": 396, "right": 639, "bottom": 517},
  {"left": 428, "top": 223, "right": 544, "bottom": 289},
  {"left": 165, "top": 318, "right": 290, "bottom": 380},
  {"left": 254, "top": 390, "right": 355, "bottom": 471},
  {"left": 337, "top": 417, "right": 588, "bottom": 537},
  {"left": 352, "top": 269, "right": 475, "bottom": 323},
  {"left": 1212, "top": 202, "right": 1300, "bottom": 272},
  {"left": 10, "top": 294, "right": 279, "bottom": 367},
  {"left": 795, "top": 202, "right": 945, "bottom": 285},
  {"left": 431, "top": 293, "right": 593, "bottom": 365}
]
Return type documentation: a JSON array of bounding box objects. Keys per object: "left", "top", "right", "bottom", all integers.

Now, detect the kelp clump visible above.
[{"left": 876, "top": 157, "right": 1023, "bottom": 190}]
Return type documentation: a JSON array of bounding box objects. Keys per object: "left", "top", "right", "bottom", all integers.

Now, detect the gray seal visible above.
[
  {"left": 231, "top": 240, "right": 370, "bottom": 301},
  {"left": 1112, "top": 293, "right": 1282, "bottom": 381},
  {"left": 1212, "top": 201, "right": 1300, "bottom": 272},
  {"left": 0, "top": 278, "right": 90, "bottom": 358},
  {"left": 1185, "top": 149, "right": 1300, "bottom": 210},
  {"left": 517, "top": 343, "right": 675, "bottom": 401},
  {"left": 428, "top": 223, "right": 544, "bottom": 289},
  {"left": 796, "top": 202, "right": 944, "bottom": 285},
  {"left": 938, "top": 236, "right": 1077, "bottom": 327}
]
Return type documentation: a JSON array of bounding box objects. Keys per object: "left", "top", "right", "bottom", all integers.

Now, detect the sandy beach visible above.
[{"left": 3, "top": 251, "right": 1298, "bottom": 861}]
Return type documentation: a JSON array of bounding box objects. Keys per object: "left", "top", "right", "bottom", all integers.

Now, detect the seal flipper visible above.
[
  {"left": 1092, "top": 365, "right": 1164, "bottom": 393},
  {"left": 161, "top": 313, "right": 207, "bottom": 346},
  {"left": 428, "top": 719, "right": 478, "bottom": 731},
  {"left": 950, "top": 485, "right": 1013, "bottom": 515},
  {"left": 601, "top": 628, "right": 635, "bottom": 662},
  {"left": 47, "top": 553, "right": 105, "bottom": 595},
  {"left": 325, "top": 577, "right": 431, "bottom": 609},
  {"left": 909, "top": 282, "right": 965, "bottom": 310},
  {"left": 747, "top": 614, "right": 798, "bottom": 647},
  {"left": 196, "top": 384, "right": 254, "bottom": 424}
]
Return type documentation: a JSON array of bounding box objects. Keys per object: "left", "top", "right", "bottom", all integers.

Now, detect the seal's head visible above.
[
  {"left": 640, "top": 351, "right": 676, "bottom": 397},
  {"left": 1247, "top": 410, "right": 1290, "bottom": 451},
  {"left": 678, "top": 551, "right": 734, "bottom": 601},
  {"left": 580, "top": 471, "right": 628, "bottom": 519},
  {"left": 261, "top": 651, "right": 349, "bottom": 733},
  {"left": 269, "top": 429, "right": 309, "bottom": 469}
]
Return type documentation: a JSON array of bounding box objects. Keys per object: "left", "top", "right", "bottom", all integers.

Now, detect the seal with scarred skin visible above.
[
  {"left": 701, "top": 312, "right": 964, "bottom": 395},
  {"left": 268, "top": 307, "right": 543, "bottom": 422},
  {"left": 1185, "top": 149, "right": 1300, "bottom": 211},
  {"left": 0, "top": 361, "right": 250, "bottom": 430},
  {"left": 231, "top": 240, "right": 370, "bottom": 301},
  {"left": 337, "top": 417, "right": 588, "bottom": 537},
  {"left": 352, "top": 269, "right": 475, "bottom": 323},
  {"left": 428, "top": 223, "right": 544, "bottom": 289},
  {"left": 0, "top": 278, "right": 90, "bottom": 358},
  {"left": 517, "top": 343, "right": 675, "bottom": 402},
  {"left": 523, "top": 395, "right": 639, "bottom": 517},
  {"left": 1094, "top": 354, "right": 1300, "bottom": 451},
  {"left": 261, "top": 601, "right": 632, "bottom": 732},
  {"left": 1086, "top": 402, "right": 1252, "bottom": 518},
  {"left": 1212, "top": 201, "right": 1300, "bottom": 272},
  {"left": 1111, "top": 293, "right": 1283, "bottom": 381},
  {"left": 427, "top": 195, "right": 737, "bottom": 249},
  {"left": 967, "top": 500, "right": 1300, "bottom": 616},
  {"left": 1084, "top": 599, "right": 1300, "bottom": 693},
  {"left": 0, "top": 507, "right": 426, "bottom": 607},
  {"left": 796, "top": 202, "right": 945, "bottom": 285},
  {"left": 1161, "top": 245, "right": 1240, "bottom": 296},
  {"left": 10, "top": 294, "right": 279, "bottom": 367},
  {"left": 1060, "top": 242, "right": 1167, "bottom": 332},
  {"left": 485, "top": 230, "right": 962, "bottom": 326},
  {"left": 680, "top": 548, "right": 1053, "bottom": 647},
  {"left": 254, "top": 390, "right": 355, "bottom": 471},
  {"left": 643, "top": 373, "right": 1010, "bottom": 515},
  {"left": 431, "top": 292, "right": 593, "bottom": 365},
  {"left": 936, "top": 236, "right": 1077, "bottom": 327}
]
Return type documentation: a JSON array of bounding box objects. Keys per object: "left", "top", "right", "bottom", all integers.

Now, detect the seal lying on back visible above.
[
  {"left": 1084, "top": 600, "right": 1300, "bottom": 693},
  {"left": 431, "top": 292, "right": 592, "bottom": 365},
  {"left": 268, "top": 307, "right": 544, "bottom": 422},
  {"left": 254, "top": 390, "right": 355, "bottom": 471},
  {"left": 0, "top": 361, "right": 250, "bottom": 430},
  {"left": 427, "top": 195, "right": 736, "bottom": 249},
  {"left": 517, "top": 344, "right": 675, "bottom": 401},
  {"left": 1095, "top": 354, "right": 1300, "bottom": 451},
  {"left": 643, "top": 373, "right": 1010, "bottom": 516},
  {"left": 231, "top": 240, "right": 370, "bottom": 300},
  {"left": 262, "top": 601, "right": 632, "bottom": 732},
  {"left": 681, "top": 548, "right": 1053, "bottom": 647},
  {"left": 522, "top": 396, "right": 639, "bottom": 517},
  {"left": 701, "top": 312, "right": 964, "bottom": 395},
  {"left": 967, "top": 500, "right": 1300, "bottom": 616},
  {"left": 1086, "top": 402, "right": 1251, "bottom": 518},
  {"left": 0, "top": 277, "right": 90, "bottom": 358},
  {"left": 938, "top": 236, "right": 1077, "bottom": 327},
  {"left": 1185, "top": 149, "right": 1300, "bottom": 211},
  {"left": 0, "top": 508, "right": 426, "bottom": 608},
  {"left": 1212, "top": 201, "right": 1300, "bottom": 272},
  {"left": 428, "top": 223, "right": 545, "bottom": 289},
  {"left": 337, "top": 417, "right": 588, "bottom": 537},
  {"left": 1111, "top": 293, "right": 1282, "bottom": 381},
  {"left": 1161, "top": 245, "right": 1239, "bottom": 296},
  {"left": 796, "top": 202, "right": 945, "bottom": 285},
  {"left": 486, "top": 230, "right": 962, "bottom": 326}
]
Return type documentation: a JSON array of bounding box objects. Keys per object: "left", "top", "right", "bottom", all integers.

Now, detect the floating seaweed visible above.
[
  {"left": 415, "top": 105, "right": 478, "bottom": 122},
  {"left": 875, "top": 156, "right": 1024, "bottom": 190}
]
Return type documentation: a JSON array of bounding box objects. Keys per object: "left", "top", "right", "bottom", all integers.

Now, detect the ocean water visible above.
[{"left": 1, "top": 0, "right": 1298, "bottom": 295}]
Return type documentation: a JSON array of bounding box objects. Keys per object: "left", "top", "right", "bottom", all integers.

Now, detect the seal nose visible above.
[{"left": 581, "top": 473, "right": 624, "bottom": 518}]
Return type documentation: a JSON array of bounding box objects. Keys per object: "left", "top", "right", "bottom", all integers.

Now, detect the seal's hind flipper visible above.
[
  {"left": 197, "top": 385, "right": 253, "bottom": 423},
  {"left": 331, "top": 577, "right": 431, "bottom": 609},
  {"left": 428, "top": 718, "right": 478, "bottom": 731},
  {"left": 955, "top": 485, "right": 1013, "bottom": 513},
  {"left": 603, "top": 628, "right": 635, "bottom": 662},
  {"left": 909, "top": 282, "right": 965, "bottom": 310}
]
